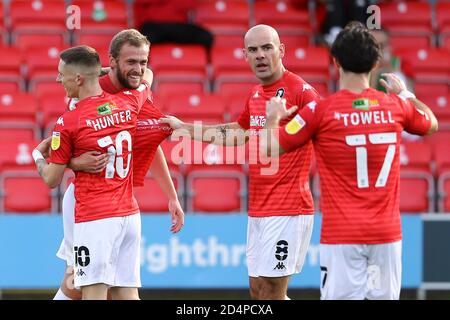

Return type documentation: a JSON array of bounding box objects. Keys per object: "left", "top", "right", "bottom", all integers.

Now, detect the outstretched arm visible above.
[
  {"left": 160, "top": 117, "right": 249, "bottom": 146},
  {"left": 149, "top": 146, "right": 184, "bottom": 233}
]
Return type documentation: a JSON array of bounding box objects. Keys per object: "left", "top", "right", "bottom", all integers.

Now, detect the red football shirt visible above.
[
  {"left": 50, "top": 84, "right": 150, "bottom": 223},
  {"left": 236, "top": 70, "right": 320, "bottom": 217},
  {"left": 278, "top": 88, "right": 432, "bottom": 244},
  {"left": 99, "top": 75, "right": 172, "bottom": 186}
]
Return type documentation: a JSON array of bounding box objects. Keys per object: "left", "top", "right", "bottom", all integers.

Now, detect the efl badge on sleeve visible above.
[
  {"left": 51, "top": 131, "right": 61, "bottom": 150},
  {"left": 285, "top": 114, "right": 305, "bottom": 135}
]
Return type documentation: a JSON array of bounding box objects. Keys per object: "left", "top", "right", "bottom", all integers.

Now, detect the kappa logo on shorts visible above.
[
  {"left": 273, "top": 240, "right": 288, "bottom": 271},
  {"left": 74, "top": 246, "right": 90, "bottom": 267},
  {"left": 76, "top": 269, "right": 86, "bottom": 277}
]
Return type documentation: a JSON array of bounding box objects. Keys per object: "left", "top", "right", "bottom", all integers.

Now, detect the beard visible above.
[{"left": 115, "top": 64, "right": 141, "bottom": 89}]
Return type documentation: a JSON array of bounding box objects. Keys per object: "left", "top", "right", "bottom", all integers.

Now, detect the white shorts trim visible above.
[
  {"left": 56, "top": 183, "right": 75, "bottom": 266},
  {"left": 320, "top": 241, "right": 402, "bottom": 300},
  {"left": 73, "top": 214, "right": 142, "bottom": 289},
  {"left": 246, "top": 215, "right": 314, "bottom": 278}
]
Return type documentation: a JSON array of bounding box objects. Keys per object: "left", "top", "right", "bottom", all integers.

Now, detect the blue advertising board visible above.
[{"left": 0, "top": 213, "right": 421, "bottom": 289}]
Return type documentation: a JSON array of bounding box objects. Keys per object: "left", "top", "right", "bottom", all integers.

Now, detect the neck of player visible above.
[
  {"left": 78, "top": 80, "right": 103, "bottom": 101},
  {"left": 338, "top": 69, "right": 370, "bottom": 94}
]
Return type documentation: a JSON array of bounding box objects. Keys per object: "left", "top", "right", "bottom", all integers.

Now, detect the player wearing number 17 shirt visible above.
[
  {"left": 262, "top": 22, "right": 438, "bottom": 300},
  {"left": 36, "top": 45, "right": 150, "bottom": 300}
]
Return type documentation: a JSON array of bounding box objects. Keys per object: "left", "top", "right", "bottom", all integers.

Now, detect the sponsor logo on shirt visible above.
[
  {"left": 96, "top": 102, "right": 116, "bottom": 115},
  {"left": 285, "top": 114, "right": 305, "bottom": 135},
  {"left": 352, "top": 98, "right": 379, "bottom": 110},
  {"left": 56, "top": 117, "right": 64, "bottom": 126},
  {"left": 250, "top": 115, "right": 266, "bottom": 127},
  {"left": 253, "top": 91, "right": 259, "bottom": 98},
  {"left": 51, "top": 131, "right": 60, "bottom": 150}
]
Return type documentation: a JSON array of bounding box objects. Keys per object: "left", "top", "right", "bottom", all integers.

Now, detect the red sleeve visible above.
[
  {"left": 49, "top": 114, "right": 75, "bottom": 165},
  {"left": 236, "top": 98, "right": 251, "bottom": 130},
  {"left": 392, "top": 94, "right": 431, "bottom": 135},
  {"left": 278, "top": 100, "right": 320, "bottom": 152}
]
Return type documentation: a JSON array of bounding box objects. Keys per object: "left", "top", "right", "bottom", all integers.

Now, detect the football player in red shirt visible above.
[
  {"left": 161, "top": 25, "right": 320, "bottom": 300},
  {"left": 49, "top": 30, "right": 184, "bottom": 300},
  {"left": 262, "top": 22, "right": 438, "bottom": 299},
  {"left": 33, "top": 45, "right": 159, "bottom": 300}
]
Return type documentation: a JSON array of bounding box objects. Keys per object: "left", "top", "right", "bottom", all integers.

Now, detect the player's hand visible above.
[
  {"left": 379, "top": 73, "right": 407, "bottom": 94},
  {"left": 36, "top": 136, "right": 52, "bottom": 158},
  {"left": 168, "top": 198, "right": 184, "bottom": 233},
  {"left": 159, "top": 115, "right": 185, "bottom": 130},
  {"left": 265, "top": 97, "right": 298, "bottom": 128},
  {"left": 69, "top": 151, "right": 109, "bottom": 173}
]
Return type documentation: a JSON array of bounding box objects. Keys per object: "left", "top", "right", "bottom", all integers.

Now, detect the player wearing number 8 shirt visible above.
[
  {"left": 262, "top": 22, "right": 438, "bottom": 299},
  {"left": 49, "top": 46, "right": 150, "bottom": 299}
]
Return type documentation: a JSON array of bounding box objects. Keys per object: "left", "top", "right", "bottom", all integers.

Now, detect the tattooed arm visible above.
[{"left": 160, "top": 117, "right": 249, "bottom": 146}]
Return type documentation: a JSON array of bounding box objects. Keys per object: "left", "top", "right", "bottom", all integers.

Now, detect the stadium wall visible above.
[{"left": 0, "top": 214, "right": 422, "bottom": 289}]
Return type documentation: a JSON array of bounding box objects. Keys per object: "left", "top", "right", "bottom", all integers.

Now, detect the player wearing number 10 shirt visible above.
[
  {"left": 263, "top": 22, "right": 438, "bottom": 300},
  {"left": 50, "top": 71, "right": 150, "bottom": 295}
]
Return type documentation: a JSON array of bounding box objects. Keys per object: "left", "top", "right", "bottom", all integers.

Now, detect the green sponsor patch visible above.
[
  {"left": 97, "top": 103, "right": 112, "bottom": 115},
  {"left": 352, "top": 98, "right": 369, "bottom": 110}
]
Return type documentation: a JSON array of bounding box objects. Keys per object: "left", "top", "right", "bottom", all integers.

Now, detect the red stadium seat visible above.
[
  {"left": 214, "top": 81, "right": 256, "bottom": 98},
  {"left": 10, "top": 0, "right": 67, "bottom": 33},
  {"left": 399, "top": 171, "right": 434, "bottom": 213},
  {"left": 0, "top": 170, "right": 56, "bottom": 213},
  {"left": 0, "top": 81, "right": 20, "bottom": 93},
  {"left": 150, "top": 44, "right": 208, "bottom": 90},
  {"left": 0, "top": 92, "right": 38, "bottom": 123},
  {"left": 438, "top": 171, "right": 450, "bottom": 212},
  {"left": 414, "top": 83, "right": 449, "bottom": 100},
  {"left": 436, "top": 2, "right": 450, "bottom": 32},
  {"left": 420, "top": 94, "right": 450, "bottom": 129},
  {"left": 0, "top": 140, "right": 38, "bottom": 172},
  {"left": 223, "top": 91, "right": 249, "bottom": 122},
  {"left": 423, "top": 131, "right": 450, "bottom": 156},
  {"left": 39, "top": 92, "right": 68, "bottom": 130},
  {"left": 186, "top": 167, "right": 247, "bottom": 213},
  {"left": 71, "top": 0, "right": 128, "bottom": 33},
  {"left": 195, "top": 1, "right": 249, "bottom": 35},
  {"left": 435, "top": 141, "right": 450, "bottom": 177},
  {"left": 399, "top": 141, "right": 432, "bottom": 172},
  {"left": 390, "top": 33, "right": 431, "bottom": 52},
  {"left": 73, "top": 33, "right": 113, "bottom": 49},
  {"left": 211, "top": 45, "right": 255, "bottom": 89},
  {"left": 0, "top": 46, "right": 23, "bottom": 88},
  {"left": 25, "top": 45, "right": 66, "bottom": 83},
  {"left": 254, "top": 1, "right": 311, "bottom": 35},
  {"left": 154, "top": 82, "right": 205, "bottom": 100},
  {"left": 134, "top": 171, "right": 184, "bottom": 212},
  {"left": 399, "top": 48, "right": 450, "bottom": 82},
  {"left": 0, "top": 126, "right": 40, "bottom": 143},
  {"left": 14, "top": 33, "right": 65, "bottom": 51},
  {"left": 379, "top": 2, "right": 432, "bottom": 32},
  {"left": 164, "top": 93, "right": 226, "bottom": 123},
  {"left": 214, "top": 34, "right": 245, "bottom": 48},
  {"left": 283, "top": 46, "right": 330, "bottom": 84},
  {"left": 32, "top": 81, "right": 67, "bottom": 100}
]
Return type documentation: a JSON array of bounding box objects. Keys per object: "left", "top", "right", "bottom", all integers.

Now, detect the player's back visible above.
[
  {"left": 313, "top": 88, "right": 424, "bottom": 244},
  {"left": 56, "top": 91, "right": 142, "bottom": 223}
]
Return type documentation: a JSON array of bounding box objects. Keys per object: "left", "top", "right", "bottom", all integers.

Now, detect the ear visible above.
[
  {"left": 75, "top": 73, "right": 83, "bottom": 86},
  {"left": 279, "top": 43, "right": 285, "bottom": 59},
  {"left": 109, "top": 54, "right": 117, "bottom": 69},
  {"left": 332, "top": 57, "right": 340, "bottom": 70}
]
